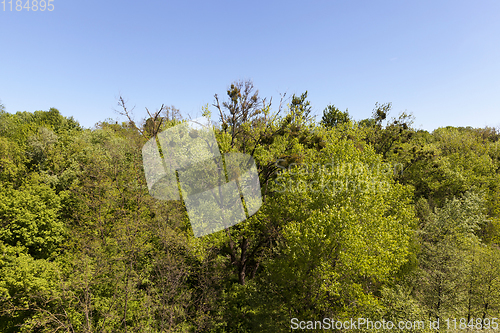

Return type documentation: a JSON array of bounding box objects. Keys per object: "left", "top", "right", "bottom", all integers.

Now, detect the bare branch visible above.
[
  {"left": 115, "top": 95, "right": 145, "bottom": 137},
  {"left": 213, "top": 94, "right": 227, "bottom": 129}
]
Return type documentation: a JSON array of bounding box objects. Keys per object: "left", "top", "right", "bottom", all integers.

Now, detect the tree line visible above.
[{"left": 0, "top": 82, "right": 499, "bottom": 332}]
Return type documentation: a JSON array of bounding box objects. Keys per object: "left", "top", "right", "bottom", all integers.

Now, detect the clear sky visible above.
[{"left": 1, "top": 0, "right": 499, "bottom": 131}]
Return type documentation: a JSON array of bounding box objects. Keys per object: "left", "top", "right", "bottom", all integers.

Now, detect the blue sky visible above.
[{"left": 1, "top": 0, "right": 499, "bottom": 131}]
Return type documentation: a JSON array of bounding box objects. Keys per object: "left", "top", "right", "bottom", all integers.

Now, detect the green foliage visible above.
[
  {"left": 0, "top": 177, "right": 64, "bottom": 259},
  {"left": 1, "top": 86, "right": 500, "bottom": 332},
  {"left": 290, "top": 91, "right": 313, "bottom": 122},
  {"left": 259, "top": 129, "right": 415, "bottom": 321},
  {"left": 415, "top": 192, "right": 494, "bottom": 319},
  {"left": 381, "top": 285, "right": 426, "bottom": 332},
  {"left": 398, "top": 126, "right": 500, "bottom": 210},
  {"left": 321, "top": 104, "right": 351, "bottom": 128},
  {"left": 0, "top": 136, "right": 26, "bottom": 185},
  {"left": 0, "top": 246, "right": 63, "bottom": 332},
  {"left": 0, "top": 108, "right": 81, "bottom": 151}
]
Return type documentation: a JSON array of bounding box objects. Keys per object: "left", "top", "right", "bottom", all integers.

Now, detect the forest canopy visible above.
[{"left": 1, "top": 82, "right": 500, "bottom": 332}]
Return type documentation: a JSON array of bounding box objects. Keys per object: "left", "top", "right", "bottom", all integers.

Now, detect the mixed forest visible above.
[{"left": 1, "top": 80, "right": 500, "bottom": 332}]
